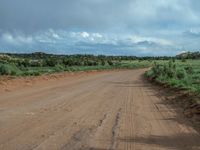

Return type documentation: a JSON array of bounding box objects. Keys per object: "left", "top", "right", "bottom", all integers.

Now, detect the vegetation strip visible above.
[
  {"left": 145, "top": 59, "right": 200, "bottom": 96},
  {"left": 0, "top": 52, "right": 152, "bottom": 76}
]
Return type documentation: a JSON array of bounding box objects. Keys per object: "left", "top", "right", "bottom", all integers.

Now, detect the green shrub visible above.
[
  {"left": 168, "top": 60, "right": 173, "bottom": 68},
  {"left": 184, "top": 66, "right": 193, "bottom": 74},
  {"left": 176, "top": 68, "right": 187, "bottom": 79},
  {"left": 166, "top": 68, "right": 175, "bottom": 78},
  {"left": 163, "top": 63, "right": 176, "bottom": 78},
  {"left": 181, "top": 59, "right": 187, "bottom": 62},
  {"left": 145, "top": 70, "right": 154, "bottom": 78},
  {"left": 107, "top": 60, "right": 114, "bottom": 66},
  {"left": 101, "top": 60, "right": 105, "bottom": 66},
  {"left": 54, "top": 64, "right": 65, "bottom": 72},
  {"left": 168, "top": 78, "right": 179, "bottom": 86},
  {"left": 45, "top": 58, "right": 58, "bottom": 67},
  {"left": 0, "top": 64, "right": 20, "bottom": 75}
]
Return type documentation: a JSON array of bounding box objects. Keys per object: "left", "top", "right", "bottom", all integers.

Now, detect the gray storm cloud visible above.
[
  {"left": 0, "top": 0, "right": 199, "bottom": 32},
  {"left": 0, "top": 0, "right": 200, "bottom": 55}
]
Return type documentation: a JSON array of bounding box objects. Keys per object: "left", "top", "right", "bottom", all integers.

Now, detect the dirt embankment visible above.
[
  {"left": 146, "top": 76, "right": 200, "bottom": 129},
  {"left": 0, "top": 69, "right": 200, "bottom": 150}
]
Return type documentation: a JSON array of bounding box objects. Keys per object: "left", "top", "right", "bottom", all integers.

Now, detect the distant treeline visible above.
[
  {"left": 0, "top": 51, "right": 199, "bottom": 68},
  {"left": 0, "top": 52, "right": 175, "bottom": 61},
  {"left": 0, "top": 52, "right": 130, "bottom": 67}
]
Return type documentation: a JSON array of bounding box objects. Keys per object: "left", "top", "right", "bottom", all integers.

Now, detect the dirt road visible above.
[{"left": 0, "top": 69, "right": 199, "bottom": 150}]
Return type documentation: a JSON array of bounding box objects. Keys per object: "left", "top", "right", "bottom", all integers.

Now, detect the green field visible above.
[
  {"left": 0, "top": 53, "right": 152, "bottom": 76},
  {"left": 146, "top": 59, "right": 200, "bottom": 95}
]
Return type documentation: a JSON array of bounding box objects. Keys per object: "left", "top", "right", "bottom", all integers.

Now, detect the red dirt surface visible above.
[{"left": 0, "top": 69, "right": 199, "bottom": 150}]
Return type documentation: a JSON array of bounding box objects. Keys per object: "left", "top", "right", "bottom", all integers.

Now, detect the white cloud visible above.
[
  {"left": 0, "top": 29, "right": 198, "bottom": 56},
  {"left": 129, "top": 35, "right": 173, "bottom": 46},
  {"left": 35, "top": 29, "right": 65, "bottom": 43},
  {"left": 17, "top": 36, "right": 33, "bottom": 44},
  {"left": 70, "top": 31, "right": 89, "bottom": 38},
  {"left": 1, "top": 33, "right": 33, "bottom": 45},
  {"left": 92, "top": 33, "right": 103, "bottom": 38},
  {"left": 48, "top": 29, "right": 62, "bottom": 40},
  {"left": 80, "top": 32, "right": 90, "bottom": 38},
  {"left": 187, "top": 28, "right": 200, "bottom": 36},
  {"left": 69, "top": 31, "right": 104, "bottom": 43},
  {"left": 2, "top": 33, "right": 15, "bottom": 44},
  {"left": 52, "top": 33, "right": 60, "bottom": 39}
]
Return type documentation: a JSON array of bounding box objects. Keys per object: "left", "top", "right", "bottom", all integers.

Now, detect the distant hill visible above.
[{"left": 176, "top": 51, "right": 200, "bottom": 59}]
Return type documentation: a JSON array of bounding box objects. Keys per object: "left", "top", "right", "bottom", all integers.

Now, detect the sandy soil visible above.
[{"left": 0, "top": 69, "right": 199, "bottom": 150}]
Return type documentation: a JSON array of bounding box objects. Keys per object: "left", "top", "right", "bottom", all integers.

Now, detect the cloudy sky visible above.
[{"left": 0, "top": 0, "right": 200, "bottom": 56}]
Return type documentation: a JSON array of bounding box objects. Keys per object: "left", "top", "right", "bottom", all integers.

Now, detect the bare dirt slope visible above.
[{"left": 0, "top": 69, "right": 199, "bottom": 150}]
